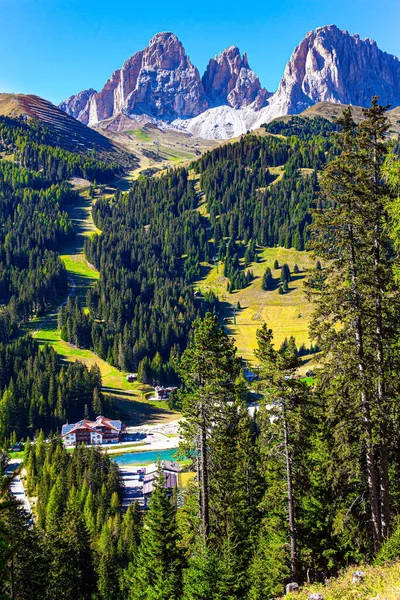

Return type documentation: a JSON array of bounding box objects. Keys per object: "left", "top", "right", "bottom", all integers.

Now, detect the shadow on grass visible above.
[{"left": 109, "top": 394, "right": 178, "bottom": 426}]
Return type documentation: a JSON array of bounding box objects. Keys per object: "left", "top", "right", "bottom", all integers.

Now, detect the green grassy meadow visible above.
[{"left": 196, "top": 246, "right": 316, "bottom": 366}]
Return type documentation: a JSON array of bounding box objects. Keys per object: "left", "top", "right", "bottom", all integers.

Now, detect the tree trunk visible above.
[
  {"left": 196, "top": 433, "right": 202, "bottom": 526},
  {"left": 349, "top": 224, "right": 382, "bottom": 549},
  {"left": 282, "top": 401, "right": 297, "bottom": 580},
  {"left": 374, "top": 234, "right": 390, "bottom": 538},
  {"left": 200, "top": 404, "right": 209, "bottom": 541},
  {"left": 371, "top": 135, "right": 391, "bottom": 539}
]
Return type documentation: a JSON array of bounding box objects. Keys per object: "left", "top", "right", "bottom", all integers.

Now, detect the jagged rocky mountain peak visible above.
[
  {"left": 272, "top": 24, "right": 400, "bottom": 115},
  {"left": 59, "top": 88, "right": 97, "bottom": 125},
  {"left": 202, "top": 45, "right": 270, "bottom": 109},
  {"left": 59, "top": 25, "right": 400, "bottom": 140}
]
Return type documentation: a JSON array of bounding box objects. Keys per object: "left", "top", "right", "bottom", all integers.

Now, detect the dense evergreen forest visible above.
[
  {"left": 0, "top": 116, "right": 121, "bottom": 342},
  {"left": 78, "top": 132, "right": 335, "bottom": 375},
  {"left": 1, "top": 101, "right": 400, "bottom": 600},
  {"left": 0, "top": 335, "right": 109, "bottom": 443},
  {"left": 82, "top": 169, "right": 219, "bottom": 376},
  {"left": 0, "top": 116, "right": 121, "bottom": 441},
  {"left": 193, "top": 134, "right": 330, "bottom": 250},
  {"left": 264, "top": 114, "right": 341, "bottom": 139},
  {"left": 0, "top": 440, "right": 139, "bottom": 599}
]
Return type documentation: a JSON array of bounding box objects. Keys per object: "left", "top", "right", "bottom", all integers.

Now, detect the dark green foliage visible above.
[
  {"left": 374, "top": 517, "right": 400, "bottom": 565},
  {"left": 46, "top": 502, "right": 96, "bottom": 600},
  {"left": 0, "top": 160, "right": 71, "bottom": 339},
  {"left": 0, "top": 335, "right": 106, "bottom": 442},
  {"left": 15, "top": 440, "right": 136, "bottom": 600},
  {"left": 307, "top": 100, "right": 400, "bottom": 551},
  {"left": 0, "top": 494, "right": 48, "bottom": 600},
  {"left": 58, "top": 296, "right": 92, "bottom": 348},
  {"left": 178, "top": 314, "right": 263, "bottom": 598},
  {"left": 126, "top": 463, "right": 183, "bottom": 600},
  {"left": 0, "top": 116, "right": 120, "bottom": 341},
  {"left": 264, "top": 115, "right": 341, "bottom": 140},
  {"left": 279, "top": 336, "right": 300, "bottom": 368},
  {"left": 193, "top": 135, "right": 323, "bottom": 251},
  {"left": 83, "top": 169, "right": 219, "bottom": 374},
  {"left": 261, "top": 267, "right": 274, "bottom": 291},
  {"left": 280, "top": 263, "right": 291, "bottom": 282},
  {"left": 0, "top": 116, "right": 120, "bottom": 183}
]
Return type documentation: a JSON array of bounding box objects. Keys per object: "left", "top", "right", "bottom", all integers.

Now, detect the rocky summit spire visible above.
[
  {"left": 61, "top": 32, "right": 209, "bottom": 125},
  {"left": 202, "top": 45, "right": 270, "bottom": 109},
  {"left": 270, "top": 24, "right": 400, "bottom": 116}
]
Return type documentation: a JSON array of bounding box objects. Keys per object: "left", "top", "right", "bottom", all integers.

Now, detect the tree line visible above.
[
  {"left": 0, "top": 116, "right": 121, "bottom": 342},
  {"left": 0, "top": 335, "right": 111, "bottom": 444}
]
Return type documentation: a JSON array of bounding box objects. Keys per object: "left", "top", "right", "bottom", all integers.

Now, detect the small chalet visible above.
[
  {"left": 61, "top": 416, "right": 124, "bottom": 446},
  {"left": 143, "top": 460, "right": 181, "bottom": 508},
  {"left": 154, "top": 386, "right": 177, "bottom": 401}
]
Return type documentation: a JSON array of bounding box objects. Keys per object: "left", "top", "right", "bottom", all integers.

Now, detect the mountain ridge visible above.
[{"left": 59, "top": 26, "right": 400, "bottom": 140}]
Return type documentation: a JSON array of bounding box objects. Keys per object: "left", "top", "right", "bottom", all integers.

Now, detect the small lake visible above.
[{"left": 113, "top": 448, "right": 178, "bottom": 466}]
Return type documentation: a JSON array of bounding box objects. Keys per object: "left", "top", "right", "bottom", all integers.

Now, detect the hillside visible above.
[
  {"left": 96, "top": 120, "right": 219, "bottom": 186},
  {"left": 283, "top": 560, "right": 400, "bottom": 599},
  {"left": 268, "top": 101, "right": 400, "bottom": 134},
  {"left": 195, "top": 246, "right": 316, "bottom": 367},
  {"left": 0, "top": 93, "right": 132, "bottom": 163}
]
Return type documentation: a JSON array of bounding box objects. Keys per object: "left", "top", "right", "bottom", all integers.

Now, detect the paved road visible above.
[{"left": 5, "top": 461, "right": 33, "bottom": 521}]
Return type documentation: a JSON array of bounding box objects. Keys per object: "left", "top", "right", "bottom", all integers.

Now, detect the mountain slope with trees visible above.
[{"left": 1, "top": 100, "right": 400, "bottom": 600}]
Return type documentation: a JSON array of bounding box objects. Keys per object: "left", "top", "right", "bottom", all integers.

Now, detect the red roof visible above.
[{"left": 61, "top": 416, "right": 122, "bottom": 438}]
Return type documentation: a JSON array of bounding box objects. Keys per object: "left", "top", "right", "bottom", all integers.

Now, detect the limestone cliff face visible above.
[
  {"left": 271, "top": 24, "right": 400, "bottom": 115},
  {"left": 62, "top": 33, "right": 209, "bottom": 125},
  {"left": 60, "top": 26, "right": 400, "bottom": 139},
  {"left": 202, "top": 46, "right": 270, "bottom": 109},
  {"left": 59, "top": 88, "right": 97, "bottom": 125},
  {"left": 123, "top": 32, "right": 209, "bottom": 118},
  {"left": 59, "top": 34, "right": 271, "bottom": 125}
]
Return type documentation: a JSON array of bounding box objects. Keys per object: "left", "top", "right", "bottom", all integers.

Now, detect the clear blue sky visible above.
[{"left": 2, "top": 0, "right": 400, "bottom": 105}]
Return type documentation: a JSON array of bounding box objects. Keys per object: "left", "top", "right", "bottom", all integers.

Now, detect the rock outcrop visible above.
[
  {"left": 63, "top": 33, "right": 209, "bottom": 125},
  {"left": 269, "top": 24, "right": 400, "bottom": 118},
  {"left": 202, "top": 46, "right": 270, "bottom": 109},
  {"left": 60, "top": 26, "right": 400, "bottom": 140},
  {"left": 60, "top": 33, "right": 271, "bottom": 127},
  {"left": 59, "top": 88, "right": 97, "bottom": 125}
]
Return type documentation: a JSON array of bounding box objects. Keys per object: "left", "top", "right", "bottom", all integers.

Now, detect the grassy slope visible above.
[
  {"left": 284, "top": 560, "right": 400, "bottom": 599},
  {"left": 107, "top": 125, "right": 219, "bottom": 190},
  {"left": 30, "top": 183, "right": 178, "bottom": 425},
  {"left": 196, "top": 246, "right": 316, "bottom": 368}
]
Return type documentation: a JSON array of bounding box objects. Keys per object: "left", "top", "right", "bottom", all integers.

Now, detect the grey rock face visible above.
[
  {"left": 352, "top": 570, "right": 366, "bottom": 584},
  {"left": 202, "top": 46, "right": 270, "bottom": 109},
  {"left": 286, "top": 582, "right": 300, "bottom": 594},
  {"left": 61, "top": 32, "right": 208, "bottom": 124},
  {"left": 59, "top": 88, "right": 97, "bottom": 125},
  {"left": 272, "top": 25, "right": 400, "bottom": 115}
]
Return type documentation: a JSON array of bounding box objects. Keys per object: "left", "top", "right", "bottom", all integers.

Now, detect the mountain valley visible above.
[{"left": 2, "top": 12, "right": 400, "bottom": 600}]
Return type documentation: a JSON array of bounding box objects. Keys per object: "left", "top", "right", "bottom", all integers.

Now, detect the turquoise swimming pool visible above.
[{"left": 113, "top": 448, "right": 178, "bottom": 466}]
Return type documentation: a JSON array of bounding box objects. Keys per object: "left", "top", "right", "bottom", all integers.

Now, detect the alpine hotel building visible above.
[{"left": 61, "top": 416, "right": 124, "bottom": 446}]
